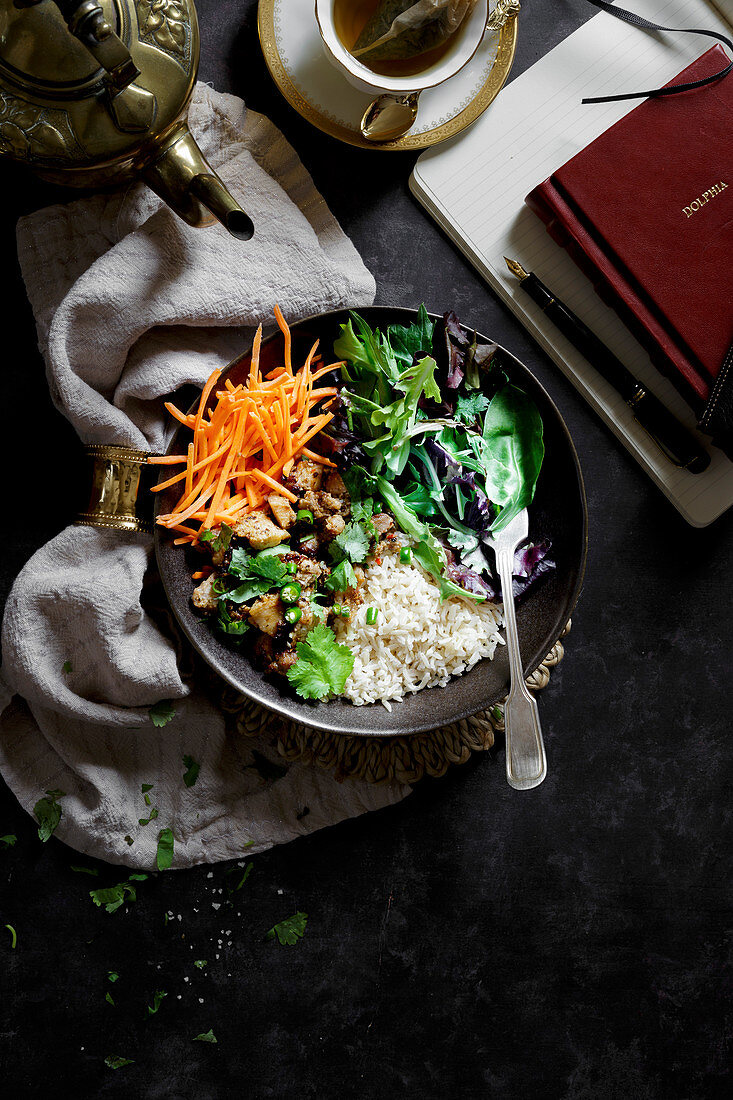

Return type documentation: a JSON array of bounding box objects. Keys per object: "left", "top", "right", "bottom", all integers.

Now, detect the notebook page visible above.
[{"left": 411, "top": 0, "right": 733, "bottom": 527}]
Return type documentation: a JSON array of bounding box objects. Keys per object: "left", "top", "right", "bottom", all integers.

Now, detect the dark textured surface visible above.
[
  {"left": 2, "top": 1, "right": 732, "bottom": 1097},
  {"left": 156, "top": 307, "right": 587, "bottom": 736}
]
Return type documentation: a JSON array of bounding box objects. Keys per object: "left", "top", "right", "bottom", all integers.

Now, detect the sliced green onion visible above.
[
  {"left": 280, "top": 582, "right": 302, "bottom": 604},
  {"left": 296, "top": 509, "right": 314, "bottom": 524},
  {"left": 366, "top": 607, "right": 378, "bottom": 625},
  {"left": 340, "top": 605, "right": 350, "bottom": 619},
  {"left": 332, "top": 603, "right": 342, "bottom": 617},
  {"left": 285, "top": 561, "right": 298, "bottom": 575},
  {"left": 399, "top": 546, "right": 413, "bottom": 565},
  {"left": 284, "top": 606, "right": 302, "bottom": 625}
]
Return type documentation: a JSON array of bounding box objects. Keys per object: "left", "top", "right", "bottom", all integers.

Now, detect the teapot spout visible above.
[{"left": 143, "top": 125, "right": 253, "bottom": 241}]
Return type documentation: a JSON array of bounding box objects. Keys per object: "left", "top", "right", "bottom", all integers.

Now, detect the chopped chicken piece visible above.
[
  {"left": 372, "top": 512, "right": 395, "bottom": 537},
  {"left": 298, "top": 489, "right": 348, "bottom": 520},
  {"left": 191, "top": 574, "right": 218, "bottom": 612},
  {"left": 322, "top": 514, "right": 345, "bottom": 540},
  {"left": 247, "top": 593, "right": 284, "bottom": 637},
  {"left": 284, "top": 457, "right": 323, "bottom": 494},
  {"left": 234, "top": 510, "right": 288, "bottom": 550},
  {"left": 267, "top": 493, "right": 296, "bottom": 530},
  {"left": 324, "top": 470, "right": 349, "bottom": 500}
]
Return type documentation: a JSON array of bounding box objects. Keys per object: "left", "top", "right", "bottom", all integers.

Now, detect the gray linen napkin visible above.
[{"left": 0, "top": 84, "right": 409, "bottom": 868}]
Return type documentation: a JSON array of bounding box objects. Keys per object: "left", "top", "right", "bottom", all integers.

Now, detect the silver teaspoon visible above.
[
  {"left": 360, "top": 92, "right": 420, "bottom": 143},
  {"left": 485, "top": 508, "right": 547, "bottom": 790}
]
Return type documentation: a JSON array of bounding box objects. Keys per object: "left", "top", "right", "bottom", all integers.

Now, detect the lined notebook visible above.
[{"left": 411, "top": 0, "right": 733, "bottom": 527}]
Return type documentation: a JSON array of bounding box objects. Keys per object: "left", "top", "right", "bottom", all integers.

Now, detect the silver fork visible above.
[{"left": 485, "top": 509, "right": 547, "bottom": 790}]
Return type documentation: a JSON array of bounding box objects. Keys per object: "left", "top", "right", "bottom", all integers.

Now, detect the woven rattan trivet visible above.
[{"left": 216, "top": 621, "right": 571, "bottom": 786}]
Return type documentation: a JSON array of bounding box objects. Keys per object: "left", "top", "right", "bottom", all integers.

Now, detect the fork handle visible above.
[{"left": 496, "top": 546, "right": 547, "bottom": 790}]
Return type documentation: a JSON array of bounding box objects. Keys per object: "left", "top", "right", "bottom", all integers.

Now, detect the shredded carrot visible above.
[{"left": 154, "top": 307, "right": 340, "bottom": 544}]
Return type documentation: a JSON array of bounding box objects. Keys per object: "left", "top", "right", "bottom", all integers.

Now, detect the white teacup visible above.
[{"left": 315, "top": 0, "right": 490, "bottom": 96}]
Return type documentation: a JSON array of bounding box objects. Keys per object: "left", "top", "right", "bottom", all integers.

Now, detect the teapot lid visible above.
[{"left": 0, "top": 1, "right": 120, "bottom": 89}]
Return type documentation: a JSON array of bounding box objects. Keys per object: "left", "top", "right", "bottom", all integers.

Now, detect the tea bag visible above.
[{"left": 352, "top": 0, "right": 480, "bottom": 63}]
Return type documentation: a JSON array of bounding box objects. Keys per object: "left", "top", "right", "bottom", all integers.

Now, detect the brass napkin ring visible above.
[{"left": 75, "top": 445, "right": 154, "bottom": 534}]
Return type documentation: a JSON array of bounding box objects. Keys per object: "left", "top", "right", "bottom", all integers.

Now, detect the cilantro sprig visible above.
[{"left": 286, "top": 624, "right": 354, "bottom": 701}]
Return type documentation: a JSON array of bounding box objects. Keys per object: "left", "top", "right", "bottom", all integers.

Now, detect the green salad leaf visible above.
[
  {"left": 454, "top": 391, "right": 490, "bottom": 424},
  {"left": 481, "top": 384, "right": 544, "bottom": 532},
  {"left": 387, "top": 304, "right": 434, "bottom": 366},
  {"left": 286, "top": 624, "right": 354, "bottom": 701},
  {"left": 266, "top": 911, "right": 308, "bottom": 946}
]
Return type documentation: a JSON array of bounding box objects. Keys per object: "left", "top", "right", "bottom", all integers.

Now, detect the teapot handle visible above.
[{"left": 27, "top": 0, "right": 141, "bottom": 92}]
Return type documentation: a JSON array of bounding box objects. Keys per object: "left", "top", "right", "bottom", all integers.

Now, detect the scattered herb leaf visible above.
[
  {"left": 156, "top": 827, "right": 174, "bottom": 871},
  {"left": 149, "top": 700, "right": 176, "bottom": 728},
  {"left": 62, "top": 661, "right": 72, "bottom": 674},
  {"left": 89, "top": 875, "right": 147, "bottom": 914},
  {"left": 266, "top": 911, "right": 308, "bottom": 946},
  {"left": 193, "top": 1030, "right": 217, "bottom": 1044},
  {"left": 0, "top": 834, "right": 17, "bottom": 848},
  {"left": 71, "top": 865, "right": 99, "bottom": 876},
  {"left": 199, "top": 523, "right": 232, "bottom": 555},
  {"left": 104, "top": 1055, "right": 134, "bottom": 1070},
  {"left": 225, "top": 863, "right": 253, "bottom": 897},
  {"left": 105, "top": 992, "right": 115, "bottom": 1005},
  {"left": 108, "top": 971, "right": 119, "bottom": 983},
  {"left": 147, "top": 990, "right": 167, "bottom": 1016},
  {"left": 324, "top": 558, "right": 357, "bottom": 594},
  {"left": 34, "top": 789, "right": 65, "bottom": 843},
  {"left": 194, "top": 959, "right": 208, "bottom": 970},
  {"left": 182, "top": 755, "right": 200, "bottom": 788},
  {"left": 141, "top": 783, "right": 153, "bottom": 793},
  {"left": 124, "top": 835, "right": 134, "bottom": 846},
  {"left": 5, "top": 924, "right": 17, "bottom": 949}
]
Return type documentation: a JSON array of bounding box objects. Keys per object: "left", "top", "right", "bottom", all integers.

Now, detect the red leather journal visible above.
[{"left": 526, "top": 47, "right": 733, "bottom": 414}]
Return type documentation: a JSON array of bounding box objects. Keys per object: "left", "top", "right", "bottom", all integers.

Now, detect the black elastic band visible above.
[{"left": 581, "top": 0, "right": 733, "bottom": 103}]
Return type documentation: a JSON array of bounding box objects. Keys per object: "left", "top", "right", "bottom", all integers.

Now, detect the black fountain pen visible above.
[{"left": 504, "top": 258, "right": 710, "bottom": 474}]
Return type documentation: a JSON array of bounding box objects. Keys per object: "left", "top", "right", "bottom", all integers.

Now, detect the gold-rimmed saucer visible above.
[{"left": 257, "top": 0, "right": 518, "bottom": 152}]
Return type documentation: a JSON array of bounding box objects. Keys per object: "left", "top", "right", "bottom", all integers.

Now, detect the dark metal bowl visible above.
[{"left": 154, "top": 307, "right": 588, "bottom": 737}]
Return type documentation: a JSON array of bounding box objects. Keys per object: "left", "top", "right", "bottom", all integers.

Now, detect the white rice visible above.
[{"left": 334, "top": 550, "right": 504, "bottom": 709}]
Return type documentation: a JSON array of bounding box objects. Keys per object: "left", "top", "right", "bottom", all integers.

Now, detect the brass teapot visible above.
[{"left": 0, "top": 0, "right": 253, "bottom": 238}]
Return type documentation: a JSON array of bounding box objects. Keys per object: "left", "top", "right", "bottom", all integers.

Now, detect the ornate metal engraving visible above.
[
  {"left": 135, "top": 0, "right": 190, "bottom": 68},
  {"left": 0, "top": 89, "right": 80, "bottom": 162}
]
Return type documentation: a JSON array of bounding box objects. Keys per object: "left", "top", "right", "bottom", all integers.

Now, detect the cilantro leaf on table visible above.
[
  {"left": 156, "top": 827, "right": 175, "bottom": 871},
  {"left": 286, "top": 625, "right": 354, "bottom": 701},
  {"left": 71, "top": 865, "right": 99, "bottom": 876},
  {"left": 147, "top": 990, "right": 167, "bottom": 1016},
  {"left": 90, "top": 878, "right": 145, "bottom": 914},
  {"left": 34, "top": 789, "right": 65, "bottom": 843},
  {"left": 193, "top": 1030, "right": 217, "bottom": 1044},
  {"left": 454, "top": 391, "right": 490, "bottom": 424},
  {"left": 104, "top": 1055, "right": 134, "bottom": 1070},
  {"left": 182, "top": 755, "right": 200, "bottom": 788},
  {"left": 108, "top": 971, "right": 119, "bottom": 983},
  {"left": 324, "top": 559, "right": 357, "bottom": 595},
  {"left": 105, "top": 992, "right": 115, "bottom": 1006},
  {"left": 0, "top": 835, "right": 16, "bottom": 848},
  {"left": 62, "top": 661, "right": 72, "bottom": 674},
  {"left": 330, "top": 521, "right": 370, "bottom": 564},
  {"left": 149, "top": 700, "right": 175, "bottom": 728},
  {"left": 266, "top": 911, "right": 308, "bottom": 946},
  {"left": 194, "top": 959, "right": 208, "bottom": 970},
  {"left": 142, "top": 783, "right": 153, "bottom": 793},
  {"left": 225, "top": 863, "right": 253, "bottom": 898}
]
